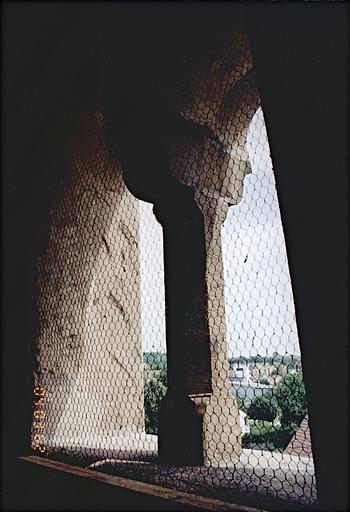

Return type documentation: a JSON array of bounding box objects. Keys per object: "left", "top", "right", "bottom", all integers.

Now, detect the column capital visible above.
[{"left": 194, "top": 190, "right": 230, "bottom": 227}]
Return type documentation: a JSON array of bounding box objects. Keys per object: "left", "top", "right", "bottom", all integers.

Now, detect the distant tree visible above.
[
  {"left": 286, "top": 361, "right": 297, "bottom": 371},
  {"left": 143, "top": 351, "right": 167, "bottom": 371},
  {"left": 144, "top": 376, "right": 167, "bottom": 434},
  {"left": 158, "top": 366, "right": 168, "bottom": 387},
  {"left": 282, "top": 354, "right": 298, "bottom": 371},
  {"left": 272, "top": 364, "right": 287, "bottom": 377},
  {"left": 235, "top": 395, "right": 249, "bottom": 413},
  {"left": 228, "top": 357, "right": 236, "bottom": 369},
  {"left": 272, "top": 352, "right": 283, "bottom": 364},
  {"left": 273, "top": 372, "right": 307, "bottom": 427},
  {"left": 244, "top": 371, "right": 307, "bottom": 450},
  {"left": 143, "top": 353, "right": 168, "bottom": 434},
  {"left": 282, "top": 354, "right": 293, "bottom": 366},
  {"left": 247, "top": 395, "right": 278, "bottom": 422},
  {"left": 268, "top": 422, "right": 300, "bottom": 450}
]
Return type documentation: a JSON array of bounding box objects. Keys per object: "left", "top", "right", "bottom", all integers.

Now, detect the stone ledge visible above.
[{"left": 18, "top": 455, "right": 266, "bottom": 512}]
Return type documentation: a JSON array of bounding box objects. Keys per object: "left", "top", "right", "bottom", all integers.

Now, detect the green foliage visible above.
[
  {"left": 244, "top": 370, "right": 307, "bottom": 450},
  {"left": 143, "top": 352, "right": 307, "bottom": 451},
  {"left": 158, "top": 366, "right": 168, "bottom": 387},
  {"left": 276, "top": 364, "right": 288, "bottom": 377},
  {"left": 242, "top": 422, "right": 299, "bottom": 450},
  {"left": 247, "top": 371, "right": 306, "bottom": 426},
  {"left": 235, "top": 395, "right": 249, "bottom": 413},
  {"left": 271, "top": 352, "right": 284, "bottom": 364},
  {"left": 143, "top": 352, "right": 168, "bottom": 434},
  {"left": 282, "top": 353, "right": 299, "bottom": 369},
  {"left": 247, "top": 395, "right": 278, "bottom": 422},
  {"left": 243, "top": 420, "right": 274, "bottom": 447},
  {"left": 144, "top": 376, "right": 167, "bottom": 434},
  {"left": 228, "top": 356, "right": 248, "bottom": 367},
  {"left": 250, "top": 419, "right": 274, "bottom": 435},
  {"left": 268, "top": 423, "right": 299, "bottom": 449},
  {"left": 273, "top": 372, "right": 307, "bottom": 427},
  {"left": 228, "top": 353, "right": 301, "bottom": 368},
  {"left": 143, "top": 351, "right": 167, "bottom": 371}
]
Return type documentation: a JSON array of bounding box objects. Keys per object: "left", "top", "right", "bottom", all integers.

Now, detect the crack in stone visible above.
[
  {"left": 106, "top": 350, "right": 135, "bottom": 382},
  {"left": 102, "top": 234, "right": 111, "bottom": 254},
  {"left": 108, "top": 292, "right": 131, "bottom": 329},
  {"left": 119, "top": 221, "right": 137, "bottom": 246}
]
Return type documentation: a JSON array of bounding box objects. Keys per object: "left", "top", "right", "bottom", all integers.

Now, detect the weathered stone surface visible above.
[
  {"left": 91, "top": 448, "right": 317, "bottom": 507},
  {"left": 167, "top": 30, "right": 260, "bottom": 205},
  {"left": 163, "top": 29, "right": 260, "bottom": 465},
  {"left": 34, "top": 27, "right": 261, "bottom": 467},
  {"left": 32, "top": 112, "right": 145, "bottom": 453}
]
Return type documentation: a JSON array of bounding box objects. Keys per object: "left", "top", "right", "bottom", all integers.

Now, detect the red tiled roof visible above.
[{"left": 285, "top": 415, "right": 313, "bottom": 457}]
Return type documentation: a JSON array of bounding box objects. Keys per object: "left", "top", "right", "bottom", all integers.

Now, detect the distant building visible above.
[
  {"left": 231, "top": 364, "right": 250, "bottom": 381},
  {"left": 239, "top": 410, "right": 250, "bottom": 434},
  {"left": 249, "top": 363, "right": 270, "bottom": 381},
  {"left": 249, "top": 363, "right": 288, "bottom": 383}
]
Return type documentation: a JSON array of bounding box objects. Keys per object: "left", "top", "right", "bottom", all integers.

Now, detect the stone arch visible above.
[
  {"left": 102, "top": 25, "right": 261, "bottom": 466},
  {"left": 34, "top": 24, "right": 261, "bottom": 466},
  {"left": 162, "top": 30, "right": 260, "bottom": 463}
]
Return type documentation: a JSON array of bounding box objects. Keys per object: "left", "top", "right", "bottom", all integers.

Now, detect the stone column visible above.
[
  {"left": 155, "top": 185, "right": 242, "bottom": 466},
  {"left": 192, "top": 191, "right": 242, "bottom": 466},
  {"left": 155, "top": 189, "right": 211, "bottom": 466}
]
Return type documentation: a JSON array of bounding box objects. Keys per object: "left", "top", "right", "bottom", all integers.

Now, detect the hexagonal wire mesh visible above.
[{"left": 31, "top": 27, "right": 317, "bottom": 510}]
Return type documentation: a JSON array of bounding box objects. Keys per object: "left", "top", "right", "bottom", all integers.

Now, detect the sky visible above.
[{"left": 139, "top": 108, "right": 300, "bottom": 359}]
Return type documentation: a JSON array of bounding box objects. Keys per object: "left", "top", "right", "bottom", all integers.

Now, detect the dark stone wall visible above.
[{"left": 246, "top": 5, "right": 349, "bottom": 510}]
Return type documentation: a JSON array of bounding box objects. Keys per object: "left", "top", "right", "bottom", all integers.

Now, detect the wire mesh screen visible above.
[
  {"left": 32, "top": 111, "right": 158, "bottom": 461},
  {"left": 221, "top": 106, "right": 316, "bottom": 501},
  {"left": 31, "top": 26, "right": 317, "bottom": 511},
  {"left": 139, "top": 201, "right": 167, "bottom": 437}
]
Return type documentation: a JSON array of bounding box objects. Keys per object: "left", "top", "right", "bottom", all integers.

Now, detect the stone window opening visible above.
[{"left": 30, "top": 25, "right": 318, "bottom": 511}]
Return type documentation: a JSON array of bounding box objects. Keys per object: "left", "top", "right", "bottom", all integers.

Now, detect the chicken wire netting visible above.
[{"left": 31, "top": 27, "right": 317, "bottom": 511}]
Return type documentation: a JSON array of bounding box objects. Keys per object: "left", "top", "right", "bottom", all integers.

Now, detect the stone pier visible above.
[
  {"left": 155, "top": 185, "right": 245, "bottom": 465},
  {"left": 192, "top": 193, "right": 243, "bottom": 465},
  {"left": 32, "top": 112, "right": 147, "bottom": 456},
  {"left": 156, "top": 28, "right": 261, "bottom": 466}
]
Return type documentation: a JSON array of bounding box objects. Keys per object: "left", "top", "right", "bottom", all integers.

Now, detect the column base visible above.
[
  {"left": 191, "top": 392, "right": 242, "bottom": 466},
  {"left": 158, "top": 392, "right": 203, "bottom": 466}
]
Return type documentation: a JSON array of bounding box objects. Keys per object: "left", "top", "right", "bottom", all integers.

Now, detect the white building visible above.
[
  {"left": 232, "top": 364, "right": 250, "bottom": 382},
  {"left": 239, "top": 410, "right": 251, "bottom": 434}
]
